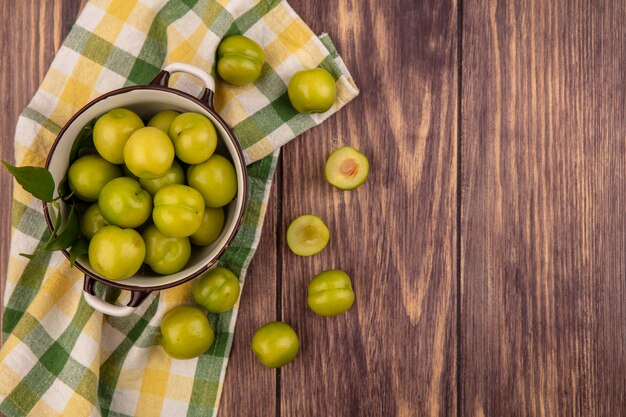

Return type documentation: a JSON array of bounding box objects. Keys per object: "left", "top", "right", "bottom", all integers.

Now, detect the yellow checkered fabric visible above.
[{"left": 0, "top": 0, "right": 358, "bottom": 416}]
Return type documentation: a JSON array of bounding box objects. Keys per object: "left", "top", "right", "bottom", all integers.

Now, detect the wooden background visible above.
[{"left": 1, "top": 0, "right": 625, "bottom": 416}]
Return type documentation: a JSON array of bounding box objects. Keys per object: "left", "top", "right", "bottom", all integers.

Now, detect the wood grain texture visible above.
[
  {"left": 279, "top": 1, "right": 458, "bottom": 416},
  {"left": 4, "top": 1, "right": 626, "bottom": 416},
  {"left": 461, "top": 1, "right": 626, "bottom": 415},
  {"left": 219, "top": 176, "right": 279, "bottom": 417}
]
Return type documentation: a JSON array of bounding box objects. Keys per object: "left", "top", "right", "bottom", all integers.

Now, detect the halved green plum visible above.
[
  {"left": 324, "top": 146, "right": 369, "bottom": 190},
  {"left": 286, "top": 214, "right": 330, "bottom": 256}
]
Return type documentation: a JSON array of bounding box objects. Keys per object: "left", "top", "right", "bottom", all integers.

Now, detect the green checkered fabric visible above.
[{"left": 0, "top": 1, "right": 358, "bottom": 416}]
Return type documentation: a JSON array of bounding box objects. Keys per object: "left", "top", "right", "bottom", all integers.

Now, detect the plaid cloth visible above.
[{"left": 0, "top": 0, "right": 358, "bottom": 416}]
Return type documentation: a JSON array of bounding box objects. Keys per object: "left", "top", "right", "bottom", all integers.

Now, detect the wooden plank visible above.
[
  {"left": 460, "top": 1, "right": 626, "bottom": 415},
  {"left": 0, "top": 0, "right": 87, "bottom": 341},
  {"left": 219, "top": 171, "right": 279, "bottom": 417},
  {"left": 281, "top": 1, "right": 458, "bottom": 416}
]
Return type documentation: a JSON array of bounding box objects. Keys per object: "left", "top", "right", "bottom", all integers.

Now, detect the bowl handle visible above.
[
  {"left": 150, "top": 62, "right": 216, "bottom": 109},
  {"left": 82, "top": 275, "right": 151, "bottom": 317}
]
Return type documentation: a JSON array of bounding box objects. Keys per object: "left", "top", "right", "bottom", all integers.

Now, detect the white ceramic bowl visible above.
[{"left": 44, "top": 63, "right": 248, "bottom": 317}]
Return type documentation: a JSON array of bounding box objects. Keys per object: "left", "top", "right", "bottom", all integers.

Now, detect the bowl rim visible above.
[{"left": 43, "top": 83, "right": 249, "bottom": 292}]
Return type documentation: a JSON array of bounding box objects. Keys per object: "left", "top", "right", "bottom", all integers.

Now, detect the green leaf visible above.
[
  {"left": 2, "top": 161, "right": 55, "bottom": 202},
  {"left": 57, "top": 175, "right": 73, "bottom": 201},
  {"left": 46, "top": 201, "right": 62, "bottom": 246},
  {"left": 43, "top": 204, "right": 80, "bottom": 251},
  {"left": 69, "top": 237, "right": 89, "bottom": 267},
  {"left": 69, "top": 119, "right": 96, "bottom": 164}
]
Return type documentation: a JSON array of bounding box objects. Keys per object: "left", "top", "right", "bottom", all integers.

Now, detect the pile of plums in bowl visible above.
[{"left": 67, "top": 108, "right": 237, "bottom": 280}]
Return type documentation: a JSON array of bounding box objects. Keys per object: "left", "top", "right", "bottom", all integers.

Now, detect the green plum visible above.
[
  {"left": 251, "top": 322, "right": 299, "bottom": 368},
  {"left": 286, "top": 214, "right": 330, "bottom": 256},
  {"left": 168, "top": 112, "right": 217, "bottom": 165},
  {"left": 187, "top": 154, "right": 237, "bottom": 208},
  {"left": 80, "top": 203, "right": 109, "bottom": 240},
  {"left": 287, "top": 68, "right": 336, "bottom": 113},
  {"left": 139, "top": 161, "right": 185, "bottom": 196},
  {"left": 67, "top": 154, "right": 121, "bottom": 202},
  {"left": 217, "top": 35, "right": 265, "bottom": 86},
  {"left": 93, "top": 108, "right": 144, "bottom": 164},
  {"left": 325, "top": 146, "right": 369, "bottom": 190},
  {"left": 307, "top": 269, "right": 355, "bottom": 316},
  {"left": 142, "top": 225, "right": 191, "bottom": 275},
  {"left": 98, "top": 177, "right": 152, "bottom": 228},
  {"left": 160, "top": 306, "right": 214, "bottom": 359},
  {"left": 190, "top": 207, "right": 225, "bottom": 246},
  {"left": 88, "top": 225, "right": 145, "bottom": 280},
  {"left": 147, "top": 110, "right": 180, "bottom": 133},
  {"left": 123, "top": 127, "right": 175, "bottom": 179},
  {"left": 152, "top": 184, "right": 205, "bottom": 238},
  {"left": 192, "top": 267, "right": 240, "bottom": 313}
]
